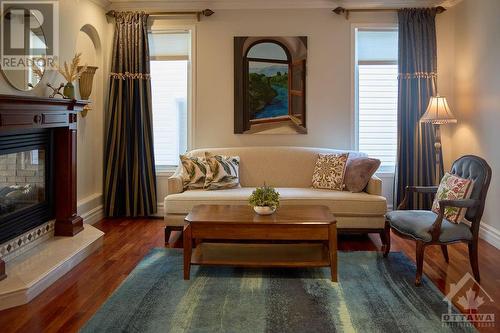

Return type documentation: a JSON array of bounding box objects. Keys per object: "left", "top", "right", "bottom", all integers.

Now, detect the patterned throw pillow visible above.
[
  {"left": 204, "top": 153, "right": 240, "bottom": 190},
  {"left": 432, "top": 172, "right": 474, "bottom": 223},
  {"left": 312, "top": 153, "right": 349, "bottom": 191},
  {"left": 179, "top": 155, "right": 208, "bottom": 190}
]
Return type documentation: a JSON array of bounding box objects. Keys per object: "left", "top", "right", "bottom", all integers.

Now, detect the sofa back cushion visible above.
[{"left": 186, "top": 147, "right": 366, "bottom": 188}]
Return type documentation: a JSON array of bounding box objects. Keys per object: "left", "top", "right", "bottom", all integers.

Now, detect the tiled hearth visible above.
[{"left": 0, "top": 224, "right": 103, "bottom": 310}]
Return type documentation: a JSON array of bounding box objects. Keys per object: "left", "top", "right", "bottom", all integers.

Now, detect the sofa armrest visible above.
[
  {"left": 167, "top": 167, "right": 184, "bottom": 195},
  {"left": 365, "top": 175, "right": 382, "bottom": 196}
]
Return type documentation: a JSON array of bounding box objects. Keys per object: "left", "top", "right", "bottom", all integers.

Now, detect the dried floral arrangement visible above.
[
  {"left": 31, "top": 62, "right": 44, "bottom": 80},
  {"left": 55, "top": 53, "right": 87, "bottom": 83}
]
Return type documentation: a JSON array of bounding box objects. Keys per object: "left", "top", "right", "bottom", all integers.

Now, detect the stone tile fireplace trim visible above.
[{"left": 0, "top": 221, "right": 55, "bottom": 262}]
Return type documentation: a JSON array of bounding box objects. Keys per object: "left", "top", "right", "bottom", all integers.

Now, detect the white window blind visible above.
[
  {"left": 149, "top": 31, "right": 190, "bottom": 168},
  {"left": 358, "top": 64, "right": 398, "bottom": 171},
  {"left": 356, "top": 29, "right": 398, "bottom": 173}
]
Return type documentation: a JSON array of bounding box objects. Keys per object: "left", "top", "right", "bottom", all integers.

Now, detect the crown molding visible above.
[
  {"left": 438, "top": 0, "right": 464, "bottom": 8},
  {"left": 334, "top": 0, "right": 453, "bottom": 9},
  {"left": 109, "top": 0, "right": 340, "bottom": 11},
  {"left": 89, "top": 0, "right": 112, "bottom": 10},
  {"left": 107, "top": 0, "right": 462, "bottom": 11}
]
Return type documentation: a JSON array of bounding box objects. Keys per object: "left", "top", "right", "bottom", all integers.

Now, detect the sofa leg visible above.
[
  {"left": 381, "top": 221, "right": 391, "bottom": 257},
  {"left": 165, "top": 227, "right": 172, "bottom": 247},
  {"left": 165, "top": 226, "right": 184, "bottom": 247}
]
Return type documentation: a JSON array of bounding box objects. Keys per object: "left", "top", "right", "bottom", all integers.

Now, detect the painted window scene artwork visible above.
[{"left": 234, "top": 37, "right": 307, "bottom": 134}]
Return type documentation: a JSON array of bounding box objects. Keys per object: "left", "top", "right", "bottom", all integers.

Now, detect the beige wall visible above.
[
  {"left": 439, "top": 0, "right": 500, "bottom": 239},
  {"left": 153, "top": 9, "right": 458, "bottom": 212},
  {"left": 0, "top": 0, "right": 111, "bottom": 218},
  {"left": 193, "top": 9, "right": 397, "bottom": 149}
]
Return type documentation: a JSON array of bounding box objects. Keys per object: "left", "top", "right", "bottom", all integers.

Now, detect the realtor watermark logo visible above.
[
  {"left": 442, "top": 272, "right": 495, "bottom": 328},
  {"left": 1, "top": 0, "right": 59, "bottom": 70}
]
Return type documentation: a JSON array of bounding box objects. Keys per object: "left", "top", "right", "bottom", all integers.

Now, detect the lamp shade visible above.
[{"left": 420, "top": 95, "right": 457, "bottom": 124}]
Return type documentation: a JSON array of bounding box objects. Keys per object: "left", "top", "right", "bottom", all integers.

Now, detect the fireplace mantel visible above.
[
  {"left": 0, "top": 94, "right": 88, "bottom": 281},
  {"left": 0, "top": 95, "right": 87, "bottom": 130}
]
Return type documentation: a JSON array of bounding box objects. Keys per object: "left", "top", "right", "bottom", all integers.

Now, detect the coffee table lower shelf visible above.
[{"left": 190, "top": 243, "right": 330, "bottom": 268}]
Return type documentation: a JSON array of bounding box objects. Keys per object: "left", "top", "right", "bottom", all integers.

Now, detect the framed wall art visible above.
[{"left": 234, "top": 36, "right": 307, "bottom": 134}]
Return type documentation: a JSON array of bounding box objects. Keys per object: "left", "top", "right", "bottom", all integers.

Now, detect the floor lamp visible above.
[{"left": 420, "top": 95, "right": 457, "bottom": 184}]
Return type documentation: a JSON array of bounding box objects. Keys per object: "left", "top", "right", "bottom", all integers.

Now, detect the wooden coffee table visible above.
[{"left": 183, "top": 204, "right": 337, "bottom": 281}]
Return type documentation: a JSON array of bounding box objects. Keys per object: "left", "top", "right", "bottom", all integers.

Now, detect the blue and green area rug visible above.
[{"left": 82, "top": 249, "right": 475, "bottom": 333}]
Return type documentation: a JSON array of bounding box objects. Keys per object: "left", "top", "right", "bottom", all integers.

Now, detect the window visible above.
[
  {"left": 149, "top": 31, "right": 191, "bottom": 169},
  {"left": 355, "top": 29, "right": 398, "bottom": 173}
]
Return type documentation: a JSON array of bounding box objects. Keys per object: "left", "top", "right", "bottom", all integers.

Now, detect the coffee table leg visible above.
[
  {"left": 328, "top": 223, "right": 338, "bottom": 282},
  {"left": 183, "top": 224, "right": 192, "bottom": 280}
]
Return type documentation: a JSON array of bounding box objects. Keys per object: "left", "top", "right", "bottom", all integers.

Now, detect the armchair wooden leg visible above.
[
  {"left": 440, "top": 245, "right": 449, "bottom": 263},
  {"left": 468, "top": 242, "right": 480, "bottom": 283},
  {"left": 415, "top": 241, "right": 426, "bottom": 286},
  {"left": 381, "top": 221, "right": 391, "bottom": 257}
]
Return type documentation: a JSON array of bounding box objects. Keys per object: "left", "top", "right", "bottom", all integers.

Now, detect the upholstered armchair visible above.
[{"left": 384, "top": 155, "right": 492, "bottom": 286}]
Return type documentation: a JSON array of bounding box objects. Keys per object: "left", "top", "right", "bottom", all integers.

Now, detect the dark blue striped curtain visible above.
[
  {"left": 395, "top": 8, "right": 442, "bottom": 209},
  {"left": 104, "top": 11, "right": 157, "bottom": 217}
]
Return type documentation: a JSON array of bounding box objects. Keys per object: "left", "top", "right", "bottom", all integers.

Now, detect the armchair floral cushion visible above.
[{"left": 431, "top": 172, "right": 474, "bottom": 223}]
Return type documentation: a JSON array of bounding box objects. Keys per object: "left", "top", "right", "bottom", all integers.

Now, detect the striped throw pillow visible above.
[{"left": 204, "top": 153, "right": 240, "bottom": 190}]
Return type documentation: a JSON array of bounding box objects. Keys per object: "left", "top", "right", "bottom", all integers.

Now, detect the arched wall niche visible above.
[
  {"left": 80, "top": 24, "right": 103, "bottom": 58},
  {"left": 74, "top": 23, "right": 104, "bottom": 203}
]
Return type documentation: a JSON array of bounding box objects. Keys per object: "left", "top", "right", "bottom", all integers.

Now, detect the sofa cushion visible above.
[
  {"left": 185, "top": 147, "right": 367, "bottom": 188},
  {"left": 387, "top": 210, "right": 473, "bottom": 242},
  {"left": 165, "top": 187, "right": 386, "bottom": 216}
]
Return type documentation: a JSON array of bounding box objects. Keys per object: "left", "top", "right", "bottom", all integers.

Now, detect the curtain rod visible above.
[
  {"left": 106, "top": 9, "right": 214, "bottom": 22},
  {"left": 333, "top": 6, "right": 446, "bottom": 19}
]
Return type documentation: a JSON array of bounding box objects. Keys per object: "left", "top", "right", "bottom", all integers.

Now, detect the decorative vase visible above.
[
  {"left": 63, "top": 82, "right": 75, "bottom": 99},
  {"left": 78, "top": 66, "right": 98, "bottom": 117},
  {"left": 253, "top": 206, "right": 276, "bottom": 215}
]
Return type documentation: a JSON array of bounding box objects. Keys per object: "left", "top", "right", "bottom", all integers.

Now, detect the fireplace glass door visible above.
[{"left": 0, "top": 149, "right": 46, "bottom": 218}]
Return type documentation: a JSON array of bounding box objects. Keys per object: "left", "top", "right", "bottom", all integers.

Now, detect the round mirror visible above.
[{"left": 1, "top": 8, "right": 47, "bottom": 91}]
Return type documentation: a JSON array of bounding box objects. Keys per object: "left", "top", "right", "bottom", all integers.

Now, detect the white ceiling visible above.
[{"left": 104, "top": 0, "right": 462, "bottom": 10}]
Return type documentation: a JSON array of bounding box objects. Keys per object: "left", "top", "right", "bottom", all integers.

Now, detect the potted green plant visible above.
[{"left": 248, "top": 184, "right": 280, "bottom": 215}]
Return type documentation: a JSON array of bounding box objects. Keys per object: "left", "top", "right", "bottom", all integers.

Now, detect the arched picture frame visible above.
[{"left": 234, "top": 36, "right": 307, "bottom": 134}]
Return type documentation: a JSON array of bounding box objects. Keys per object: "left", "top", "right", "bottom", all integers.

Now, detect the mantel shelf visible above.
[
  {"left": 0, "top": 94, "right": 88, "bottom": 112},
  {"left": 0, "top": 94, "right": 89, "bottom": 131}
]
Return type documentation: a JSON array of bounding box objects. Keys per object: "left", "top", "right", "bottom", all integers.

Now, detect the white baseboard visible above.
[
  {"left": 154, "top": 201, "right": 165, "bottom": 218},
  {"left": 77, "top": 193, "right": 104, "bottom": 225},
  {"left": 81, "top": 205, "right": 104, "bottom": 225},
  {"left": 479, "top": 222, "right": 500, "bottom": 250}
]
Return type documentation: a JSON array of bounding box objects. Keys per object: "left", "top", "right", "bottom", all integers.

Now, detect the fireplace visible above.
[
  {"left": 0, "top": 95, "right": 87, "bottom": 280},
  {"left": 0, "top": 130, "right": 54, "bottom": 244}
]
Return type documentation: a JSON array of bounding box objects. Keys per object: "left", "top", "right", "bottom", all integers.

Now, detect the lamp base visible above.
[{"left": 434, "top": 124, "right": 442, "bottom": 185}]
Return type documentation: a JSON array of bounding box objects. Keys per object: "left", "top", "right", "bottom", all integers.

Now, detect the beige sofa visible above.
[{"left": 164, "top": 147, "right": 387, "bottom": 241}]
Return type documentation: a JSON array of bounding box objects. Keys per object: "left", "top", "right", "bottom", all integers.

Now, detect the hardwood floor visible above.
[{"left": 0, "top": 218, "right": 499, "bottom": 332}]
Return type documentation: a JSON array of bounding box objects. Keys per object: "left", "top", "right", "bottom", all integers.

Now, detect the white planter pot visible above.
[{"left": 253, "top": 206, "right": 276, "bottom": 215}]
